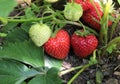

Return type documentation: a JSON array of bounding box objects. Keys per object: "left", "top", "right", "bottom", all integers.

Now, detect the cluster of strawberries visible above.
[
  {"left": 30, "top": 0, "right": 113, "bottom": 60},
  {"left": 70, "top": 0, "right": 112, "bottom": 30},
  {"left": 44, "top": 29, "right": 98, "bottom": 59},
  {"left": 44, "top": 0, "right": 113, "bottom": 59}
]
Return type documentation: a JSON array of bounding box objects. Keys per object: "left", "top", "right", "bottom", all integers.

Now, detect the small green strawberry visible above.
[
  {"left": 29, "top": 23, "right": 51, "bottom": 47},
  {"left": 64, "top": 2, "right": 83, "bottom": 21}
]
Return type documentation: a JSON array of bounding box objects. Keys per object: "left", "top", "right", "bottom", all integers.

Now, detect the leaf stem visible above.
[{"left": 53, "top": 19, "right": 99, "bottom": 36}]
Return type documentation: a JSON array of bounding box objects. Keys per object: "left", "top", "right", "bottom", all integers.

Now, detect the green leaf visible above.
[
  {"left": 24, "top": 7, "right": 36, "bottom": 19},
  {"left": 106, "top": 43, "right": 117, "bottom": 54},
  {"left": 31, "top": 3, "right": 40, "bottom": 13},
  {"left": 2, "top": 22, "right": 18, "bottom": 32},
  {"left": 28, "top": 68, "right": 62, "bottom": 84},
  {"left": 118, "top": 0, "right": 120, "bottom": 4},
  {"left": 102, "top": 36, "right": 120, "bottom": 56},
  {"left": 0, "top": 41, "right": 44, "bottom": 67},
  {"left": 5, "top": 28, "right": 29, "bottom": 43},
  {"left": 96, "top": 70, "right": 104, "bottom": 84},
  {"left": 21, "top": 22, "right": 33, "bottom": 33},
  {"left": 45, "top": 55, "right": 62, "bottom": 70},
  {"left": 87, "top": 81, "right": 92, "bottom": 84},
  {"left": 0, "top": 59, "right": 39, "bottom": 84},
  {"left": 0, "top": 0, "right": 17, "bottom": 17}
]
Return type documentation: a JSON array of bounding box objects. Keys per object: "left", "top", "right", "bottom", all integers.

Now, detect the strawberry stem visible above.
[
  {"left": 58, "top": 20, "right": 99, "bottom": 36},
  {"left": 7, "top": 15, "right": 53, "bottom": 22},
  {"left": 51, "top": 28, "right": 60, "bottom": 38}
]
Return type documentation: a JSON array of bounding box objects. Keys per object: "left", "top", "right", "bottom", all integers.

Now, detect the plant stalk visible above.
[
  {"left": 99, "top": 0, "right": 112, "bottom": 44},
  {"left": 67, "top": 64, "right": 90, "bottom": 84},
  {"left": 7, "top": 15, "right": 53, "bottom": 22}
]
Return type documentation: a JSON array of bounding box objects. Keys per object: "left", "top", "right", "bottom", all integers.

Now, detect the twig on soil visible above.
[
  {"left": 67, "top": 50, "right": 98, "bottom": 84},
  {"left": 59, "top": 66, "right": 83, "bottom": 77}
]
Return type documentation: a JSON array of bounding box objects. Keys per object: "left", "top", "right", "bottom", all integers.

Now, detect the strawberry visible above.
[
  {"left": 82, "top": 3, "right": 103, "bottom": 30},
  {"left": 64, "top": 2, "right": 83, "bottom": 21},
  {"left": 68, "top": 0, "right": 103, "bottom": 30},
  {"left": 82, "top": 1, "right": 113, "bottom": 30},
  {"left": 44, "top": 30, "right": 70, "bottom": 59},
  {"left": 29, "top": 23, "right": 51, "bottom": 47},
  {"left": 71, "top": 30, "right": 98, "bottom": 58},
  {"left": 68, "top": 0, "right": 113, "bottom": 30}
]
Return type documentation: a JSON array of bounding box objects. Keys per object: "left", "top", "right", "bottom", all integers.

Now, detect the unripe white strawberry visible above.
[{"left": 29, "top": 23, "right": 51, "bottom": 47}]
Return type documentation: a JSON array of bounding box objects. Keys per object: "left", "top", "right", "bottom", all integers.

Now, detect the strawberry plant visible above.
[{"left": 0, "top": 0, "right": 120, "bottom": 84}]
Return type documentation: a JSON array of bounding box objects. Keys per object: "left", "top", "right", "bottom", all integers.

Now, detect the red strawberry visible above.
[
  {"left": 81, "top": 1, "right": 112, "bottom": 30},
  {"left": 82, "top": 4, "right": 103, "bottom": 30},
  {"left": 44, "top": 30, "right": 70, "bottom": 59},
  {"left": 71, "top": 31, "right": 98, "bottom": 58}
]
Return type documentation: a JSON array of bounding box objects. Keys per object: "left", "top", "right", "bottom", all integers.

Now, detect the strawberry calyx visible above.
[{"left": 75, "top": 29, "right": 91, "bottom": 37}]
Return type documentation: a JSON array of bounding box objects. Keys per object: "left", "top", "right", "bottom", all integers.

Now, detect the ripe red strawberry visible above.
[
  {"left": 44, "top": 30, "right": 70, "bottom": 59},
  {"left": 82, "top": 4, "right": 103, "bottom": 30},
  {"left": 71, "top": 31, "right": 98, "bottom": 58},
  {"left": 81, "top": 1, "right": 113, "bottom": 30}
]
